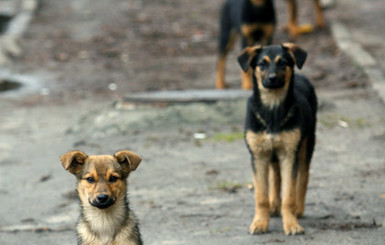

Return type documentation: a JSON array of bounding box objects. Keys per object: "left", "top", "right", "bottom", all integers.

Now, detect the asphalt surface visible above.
[
  {"left": 331, "top": 0, "right": 385, "bottom": 102},
  {"left": 0, "top": 0, "right": 384, "bottom": 244}
]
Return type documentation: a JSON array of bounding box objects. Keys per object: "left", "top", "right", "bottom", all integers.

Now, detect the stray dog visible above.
[
  {"left": 285, "top": 0, "right": 325, "bottom": 38},
  {"left": 216, "top": 0, "right": 276, "bottom": 90},
  {"left": 60, "top": 150, "right": 143, "bottom": 245},
  {"left": 238, "top": 43, "right": 317, "bottom": 235}
]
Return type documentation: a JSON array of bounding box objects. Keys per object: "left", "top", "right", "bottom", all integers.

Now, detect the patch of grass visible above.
[
  {"left": 211, "top": 181, "right": 243, "bottom": 193},
  {"left": 209, "top": 132, "right": 244, "bottom": 142},
  {"left": 210, "top": 227, "right": 233, "bottom": 234},
  {"left": 319, "top": 114, "right": 336, "bottom": 128},
  {"left": 340, "top": 116, "right": 370, "bottom": 128},
  {"left": 319, "top": 114, "right": 370, "bottom": 128}
]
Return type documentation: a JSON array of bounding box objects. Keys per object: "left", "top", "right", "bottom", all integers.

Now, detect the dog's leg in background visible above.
[
  {"left": 286, "top": 0, "right": 314, "bottom": 38},
  {"left": 269, "top": 162, "right": 281, "bottom": 217},
  {"left": 217, "top": 3, "right": 238, "bottom": 89},
  {"left": 217, "top": 30, "right": 237, "bottom": 89},
  {"left": 314, "top": 0, "right": 325, "bottom": 28},
  {"left": 296, "top": 138, "right": 309, "bottom": 218},
  {"left": 286, "top": 0, "right": 299, "bottom": 37}
]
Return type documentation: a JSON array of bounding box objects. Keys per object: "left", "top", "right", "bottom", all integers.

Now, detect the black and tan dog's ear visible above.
[
  {"left": 237, "top": 45, "right": 262, "bottom": 72},
  {"left": 60, "top": 151, "right": 88, "bottom": 176},
  {"left": 114, "top": 150, "right": 142, "bottom": 175},
  {"left": 281, "top": 43, "right": 307, "bottom": 69}
]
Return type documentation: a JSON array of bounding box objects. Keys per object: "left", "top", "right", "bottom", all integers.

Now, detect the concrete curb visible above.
[
  {"left": 124, "top": 89, "right": 251, "bottom": 103},
  {"left": 330, "top": 20, "right": 385, "bottom": 103},
  {"left": 0, "top": 0, "right": 39, "bottom": 65}
]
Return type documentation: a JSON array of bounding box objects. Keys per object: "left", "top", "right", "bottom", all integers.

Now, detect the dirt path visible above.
[{"left": 1, "top": 87, "right": 384, "bottom": 245}]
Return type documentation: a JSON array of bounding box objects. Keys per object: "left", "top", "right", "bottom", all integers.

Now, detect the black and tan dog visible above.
[
  {"left": 216, "top": 0, "right": 276, "bottom": 90},
  {"left": 60, "top": 150, "right": 143, "bottom": 245},
  {"left": 238, "top": 43, "right": 317, "bottom": 235}
]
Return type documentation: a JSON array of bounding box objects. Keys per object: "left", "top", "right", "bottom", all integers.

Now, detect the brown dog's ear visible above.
[
  {"left": 237, "top": 45, "right": 262, "bottom": 72},
  {"left": 60, "top": 151, "right": 88, "bottom": 176},
  {"left": 281, "top": 43, "right": 307, "bottom": 69},
  {"left": 114, "top": 150, "right": 142, "bottom": 175}
]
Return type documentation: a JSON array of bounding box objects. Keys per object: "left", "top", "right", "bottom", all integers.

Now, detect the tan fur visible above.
[
  {"left": 60, "top": 151, "right": 142, "bottom": 245},
  {"left": 314, "top": 0, "right": 325, "bottom": 27},
  {"left": 216, "top": 30, "right": 238, "bottom": 89},
  {"left": 241, "top": 23, "right": 275, "bottom": 46},
  {"left": 216, "top": 55, "right": 227, "bottom": 89},
  {"left": 246, "top": 129, "right": 304, "bottom": 235},
  {"left": 241, "top": 68, "right": 253, "bottom": 90},
  {"left": 296, "top": 137, "right": 309, "bottom": 217},
  {"left": 255, "top": 65, "right": 291, "bottom": 109},
  {"left": 269, "top": 162, "right": 281, "bottom": 216},
  {"left": 285, "top": 0, "right": 325, "bottom": 38},
  {"left": 250, "top": 0, "right": 266, "bottom": 6}
]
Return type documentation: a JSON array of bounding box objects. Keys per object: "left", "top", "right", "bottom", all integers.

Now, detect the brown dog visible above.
[{"left": 60, "top": 150, "right": 143, "bottom": 245}]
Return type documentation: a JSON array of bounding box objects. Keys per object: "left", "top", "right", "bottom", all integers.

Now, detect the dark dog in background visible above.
[
  {"left": 61, "top": 150, "right": 143, "bottom": 245},
  {"left": 238, "top": 43, "right": 317, "bottom": 235},
  {"left": 216, "top": 0, "right": 276, "bottom": 90}
]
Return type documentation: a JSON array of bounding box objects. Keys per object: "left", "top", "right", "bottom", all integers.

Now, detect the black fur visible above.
[{"left": 241, "top": 44, "right": 317, "bottom": 173}]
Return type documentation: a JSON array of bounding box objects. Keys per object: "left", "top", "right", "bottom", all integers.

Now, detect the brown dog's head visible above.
[
  {"left": 238, "top": 43, "right": 307, "bottom": 107},
  {"left": 60, "top": 150, "right": 142, "bottom": 209}
]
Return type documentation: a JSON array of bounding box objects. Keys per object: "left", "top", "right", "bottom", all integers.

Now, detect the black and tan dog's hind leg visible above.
[
  {"left": 216, "top": 2, "right": 239, "bottom": 90},
  {"left": 296, "top": 122, "right": 316, "bottom": 217},
  {"left": 285, "top": 0, "right": 326, "bottom": 38},
  {"left": 296, "top": 138, "right": 309, "bottom": 218},
  {"left": 269, "top": 161, "right": 281, "bottom": 217},
  {"left": 277, "top": 130, "right": 305, "bottom": 235}
]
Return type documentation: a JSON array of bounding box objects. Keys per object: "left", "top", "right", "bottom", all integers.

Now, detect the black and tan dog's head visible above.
[
  {"left": 60, "top": 150, "right": 141, "bottom": 209},
  {"left": 238, "top": 43, "right": 307, "bottom": 107}
]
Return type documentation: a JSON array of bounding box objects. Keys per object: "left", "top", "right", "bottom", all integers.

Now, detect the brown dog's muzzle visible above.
[{"left": 90, "top": 194, "right": 115, "bottom": 209}]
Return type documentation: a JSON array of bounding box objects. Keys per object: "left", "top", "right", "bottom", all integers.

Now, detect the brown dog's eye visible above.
[
  {"left": 109, "top": 176, "right": 118, "bottom": 183},
  {"left": 86, "top": 177, "right": 95, "bottom": 183}
]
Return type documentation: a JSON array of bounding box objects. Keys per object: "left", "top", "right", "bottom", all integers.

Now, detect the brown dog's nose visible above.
[{"left": 97, "top": 194, "right": 109, "bottom": 204}]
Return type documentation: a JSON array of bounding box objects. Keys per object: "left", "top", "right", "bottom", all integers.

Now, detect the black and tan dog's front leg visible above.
[
  {"left": 250, "top": 156, "right": 270, "bottom": 234},
  {"left": 280, "top": 155, "right": 304, "bottom": 235}
]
